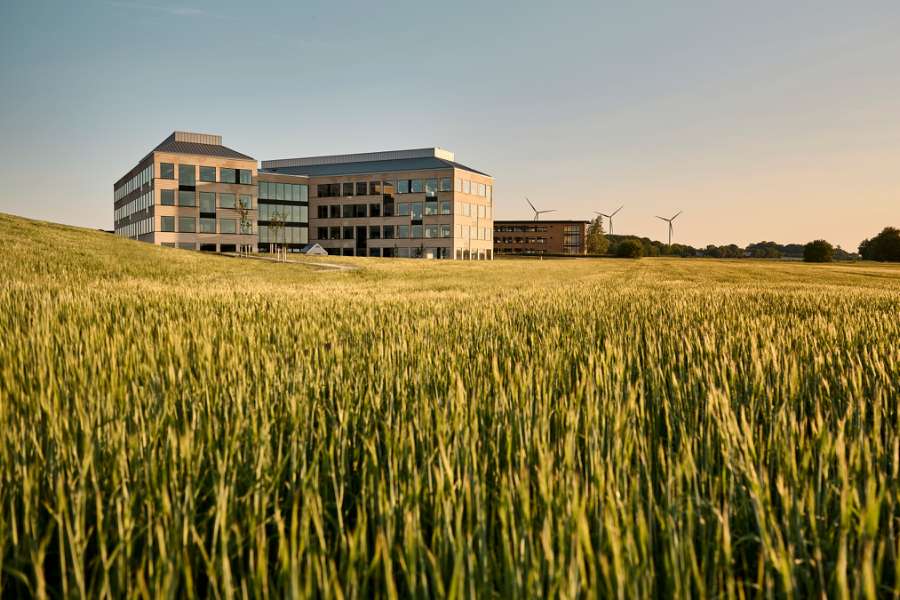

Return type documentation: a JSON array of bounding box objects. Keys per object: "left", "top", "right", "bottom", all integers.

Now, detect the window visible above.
[
  {"left": 258, "top": 181, "right": 269, "bottom": 199},
  {"left": 383, "top": 198, "right": 395, "bottom": 216},
  {"left": 178, "top": 216, "right": 196, "bottom": 232},
  {"left": 160, "top": 163, "right": 175, "bottom": 179},
  {"left": 219, "top": 193, "right": 235, "bottom": 208},
  {"left": 424, "top": 201, "right": 438, "bottom": 216},
  {"left": 440, "top": 200, "right": 451, "bottom": 215},
  {"left": 398, "top": 225, "right": 409, "bottom": 239},
  {"left": 200, "top": 166, "right": 216, "bottom": 182},
  {"left": 161, "top": 189, "right": 175, "bottom": 206},
  {"left": 441, "top": 224, "right": 451, "bottom": 238},
  {"left": 411, "top": 203, "right": 423, "bottom": 220},
  {"left": 219, "top": 168, "right": 236, "bottom": 184},
  {"left": 369, "top": 225, "right": 381, "bottom": 239},
  {"left": 329, "top": 226, "right": 341, "bottom": 240},
  {"left": 369, "top": 181, "right": 381, "bottom": 195},
  {"left": 463, "top": 180, "right": 471, "bottom": 194},
  {"left": 478, "top": 183, "right": 486, "bottom": 197},
  {"left": 425, "top": 179, "right": 437, "bottom": 196},
  {"left": 411, "top": 179, "right": 424, "bottom": 193},
  {"left": 369, "top": 203, "right": 381, "bottom": 217},
  {"left": 425, "top": 225, "right": 439, "bottom": 238},
  {"left": 383, "top": 181, "right": 395, "bottom": 196},
  {"left": 486, "top": 185, "right": 492, "bottom": 199},
  {"left": 356, "top": 182, "right": 367, "bottom": 196},
  {"left": 179, "top": 164, "right": 196, "bottom": 185},
  {"left": 342, "top": 226, "right": 353, "bottom": 240},
  {"left": 354, "top": 204, "right": 367, "bottom": 218},
  {"left": 160, "top": 216, "right": 175, "bottom": 232},
  {"left": 200, "top": 218, "right": 216, "bottom": 233},
  {"left": 239, "top": 195, "right": 252, "bottom": 209},
  {"left": 200, "top": 192, "right": 216, "bottom": 213},
  {"left": 178, "top": 190, "right": 196, "bottom": 206},
  {"left": 383, "top": 225, "right": 394, "bottom": 239},
  {"left": 411, "top": 225, "right": 422, "bottom": 238},
  {"left": 342, "top": 182, "right": 354, "bottom": 196},
  {"left": 317, "top": 205, "right": 328, "bottom": 219},
  {"left": 369, "top": 248, "right": 381, "bottom": 257},
  {"left": 220, "top": 219, "right": 236, "bottom": 234},
  {"left": 317, "top": 183, "right": 340, "bottom": 197},
  {"left": 329, "top": 205, "right": 341, "bottom": 218},
  {"left": 239, "top": 169, "right": 252, "bottom": 185},
  {"left": 342, "top": 204, "right": 354, "bottom": 218},
  {"left": 398, "top": 202, "right": 410, "bottom": 216},
  {"left": 440, "top": 177, "right": 452, "bottom": 192},
  {"left": 397, "top": 180, "right": 410, "bottom": 194}
]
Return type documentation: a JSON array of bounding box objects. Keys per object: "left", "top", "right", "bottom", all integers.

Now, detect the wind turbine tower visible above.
[
  {"left": 594, "top": 205, "right": 623, "bottom": 235},
  {"left": 655, "top": 211, "right": 682, "bottom": 246}
]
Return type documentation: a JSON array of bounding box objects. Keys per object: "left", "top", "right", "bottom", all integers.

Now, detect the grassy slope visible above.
[{"left": 1, "top": 212, "right": 900, "bottom": 598}]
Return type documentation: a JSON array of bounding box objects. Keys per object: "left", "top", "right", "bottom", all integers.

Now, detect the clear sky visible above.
[{"left": 1, "top": 1, "right": 898, "bottom": 249}]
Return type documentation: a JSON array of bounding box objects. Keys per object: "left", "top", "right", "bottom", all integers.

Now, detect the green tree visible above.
[
  {"left": 586, "top": 216, "right": 609, "bottom": 255},
  {"left": 859, "top": 227, "right": 900, "bottom": 262},
  {"left": 803, "top": 240, "right": 834, "bottom": 263},
  {"left": 616, "top": 239, "right": 644, "bottom": 258}
]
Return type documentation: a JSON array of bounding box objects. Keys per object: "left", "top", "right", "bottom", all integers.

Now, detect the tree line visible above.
[{"left": 585, "top": 218, "right": 900, "bottom": 262}]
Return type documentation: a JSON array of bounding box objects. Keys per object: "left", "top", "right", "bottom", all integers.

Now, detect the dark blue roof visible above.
[{"left": 261, "top": 157, "right": 490, "bottom": 177}]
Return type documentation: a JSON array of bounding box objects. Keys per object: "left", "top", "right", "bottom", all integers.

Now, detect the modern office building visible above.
[
  {"left": 113, "top": 132, "right": 259, "bottom": 251},
  {"left": 493, "top": 220, "right": 590, "bottom": 255},
  {"left": 261, "top": 148, "right": 494, "bottom": 259},
  {"left": 115, "top": 134, "right": 491, "bottom": 259}
]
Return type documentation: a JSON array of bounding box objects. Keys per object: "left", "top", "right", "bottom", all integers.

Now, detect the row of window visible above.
[
  {"left": 258, "top": 203, "right": 308, "bottom": 223},
  {"left": 258, "top": 181, "right": 308, "bottom": 202},
  {"left": 161, "top": 189, "right": 253, "bottom": 209},
  {"left": 314, "top": 200, "right": 490, "bottom": 220},
  {"left": 316, "top": 225, "right": 450, "bottom": 241},
  {"left": 496, "top": 237, "right": 546, "bottom": 244},
  {"left": 323, "top": 247, "right": 492, "bottom": 260},
  {"left": 315, "top": 177, "right": 491, "bottom": 199},
  {"left": 159, "top": 163, "right": 253, "bottom": 186},
  {"left": 115, "top": 164, "right": 153, "bottom": 202},
  {"left": 115, "top": 189, "right": 153, "bottom": 223},
  {"left": 495, "top": 225, "right": 549, "bottom": 233},
  {"left": 159, "top": 216, "right": 250, "bottom": 234},
  {"left": 314, "top": 223, "right": 491, "bottom": 241},
  {"left": 258, "top": 225, "right": 309, "bottom": 244},
  {"left": 115, "top": 216, "right": 153, "bottom": 238}
]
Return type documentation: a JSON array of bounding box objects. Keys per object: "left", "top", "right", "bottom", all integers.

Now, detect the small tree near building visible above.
[
  {"left": 804, "top": 240, "right": 834, "bottom": 263},
  {"left": 586, "top": 216, "right": 609, "bottom": 255}
]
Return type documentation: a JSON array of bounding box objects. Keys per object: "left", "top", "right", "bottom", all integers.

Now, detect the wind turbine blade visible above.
[
  {"left": 671, "top": 211, "right": 682, "bottom": 220},
  {"left": 611, "top": 206, "right": 623, "bottom": 216},
  {"left": 525, "top": 197, "right": 536, "bottom": 211},
  {"left": 655, "top": 216, "right": 668, "bottom": 222},
  {"left": 600, "top": 213, "right": 611, "bottom": 218}
]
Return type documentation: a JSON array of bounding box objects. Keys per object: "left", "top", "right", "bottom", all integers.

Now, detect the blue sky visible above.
[{"left": 1, "top": 0, "right": 898, "bottom": 249}]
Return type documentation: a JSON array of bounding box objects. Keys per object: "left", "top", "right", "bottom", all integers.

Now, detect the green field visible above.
[{"left": 1, "top": 213, "right": 899, "bottom": 599}]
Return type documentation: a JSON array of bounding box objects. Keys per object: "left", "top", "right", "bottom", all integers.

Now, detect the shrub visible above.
[
  {"left": 804, "top": 240, "right": 834, "bottom": 263},
  {"left": 616, "top": 239, "right": 644, "bottom": 258}
]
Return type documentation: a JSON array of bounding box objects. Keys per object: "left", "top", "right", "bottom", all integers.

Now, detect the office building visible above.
[
  {"left": 262, "top": 148, "right": 494, "bottom": 259},
  {"left": 493, "top": 220, "right": 590, "bottom": 255},
  {"left": 113, "top": 132, "right": 259, "bottom": 252},
  {"left": 114, "top": 134, "right": 491, "bottom": 259}
]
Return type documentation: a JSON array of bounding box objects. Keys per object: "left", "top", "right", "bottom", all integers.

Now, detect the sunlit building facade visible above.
[{"left": 493, "top": 220, "right": 590, "bottom": 255}]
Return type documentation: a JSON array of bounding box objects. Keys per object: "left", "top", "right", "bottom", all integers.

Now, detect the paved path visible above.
[{"left": 223, "top": 253, "right": 358, "bottom": 271}]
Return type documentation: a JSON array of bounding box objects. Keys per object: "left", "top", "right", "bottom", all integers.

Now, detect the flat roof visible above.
[
  {"left": 495, "top": 219, "right": 591, "bottom": 225},
  {"left": 261, "top": 156, "right": 490, "bottom": 178}
]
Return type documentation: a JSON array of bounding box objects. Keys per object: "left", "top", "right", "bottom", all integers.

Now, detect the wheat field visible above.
[{"left": 1, "top": 213, "right": 899, "bottom": 599}]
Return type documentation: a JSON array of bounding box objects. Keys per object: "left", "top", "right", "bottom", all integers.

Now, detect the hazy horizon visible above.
[{"left": 1, "top": 1, "right": 898, "bottom": 250}]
